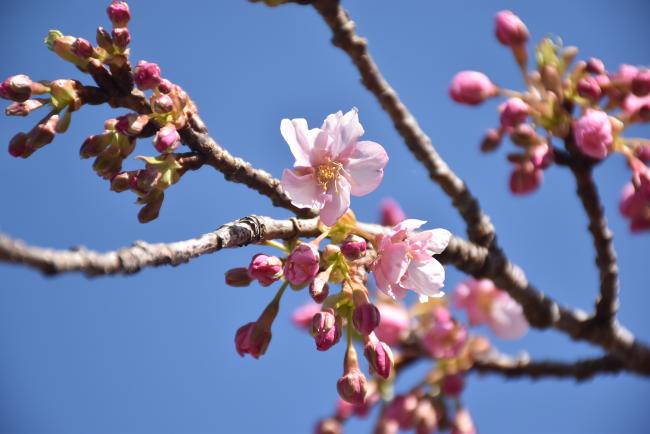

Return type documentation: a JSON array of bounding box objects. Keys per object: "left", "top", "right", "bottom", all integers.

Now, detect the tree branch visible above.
[
  {"left": 569, "top": 164, "right": 619, "bottom": 325},
  {"left": 310, "top": 0, "right": 495, "bottom": 247},
  {"left": 0, "top": 216, "right": 319, "bottom": 277},
  {"left": 474, "top": 352, "right": 626, "bottom": 382}
]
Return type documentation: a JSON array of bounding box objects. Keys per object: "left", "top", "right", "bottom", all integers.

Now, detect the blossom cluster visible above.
[
  {"left": 1, "top": 1, "right": 199, "bottom": 222},
  {"left": 449, "top": 10, "right": 650, "bottom": 231}
]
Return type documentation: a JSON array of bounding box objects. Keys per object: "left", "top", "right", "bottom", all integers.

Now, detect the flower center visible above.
[{"left": 316, "top": 160, "right": 343, "bottom": 191}]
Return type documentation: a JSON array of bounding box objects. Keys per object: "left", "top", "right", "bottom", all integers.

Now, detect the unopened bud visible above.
[
  {"left": 152, "top": 94, "right": 174, "bottom": 113},
  {"left": 577, "top": 76, "right": 602, "bottom": 102},
  {"left": 247, "top": 253, "right": 283, "bottom": 286},
  {"left": 632, "top": 69, "right": 650, "bottom": 97},
  {"left": 499, "top": 97, "right": 529, "bottom": 130},
  {"left": 449, "top": 71, "right": 498, "bottom": 106},
  {"left": 480, "top": 128, "right": 502, "bottom": 152},
  {"left": 495, "top": 10, "right": 529, "bottom": 47},
  {"left": 311, "top": 309, "right": 342, "bottom": 351},
  {"left": 134, "top": 61, "right": 162, "bottom": 91},
  {"left": 110, "top": 171, "right": 132, "bottom": 192},
  {"left": 284, "top": 243, "right": 320, "bottom": 287},
  {"left": 337, "top": 367, "right": 367, "bottom": 405},
  {"left": 363, "top": 337, "right": 393, "bottom": 379},
  {"left": 138, "top": 190, "right": 164, "bottom": 223},
  {"left": 8, "top": 133, "right": 29, "bottom": 158},
  {"left": 115, "top": 113, "right": 149, "bottom": 137},
  {"left": 380, "top": 198, "right": 406, "bottom": 226},
  {"left": 111, "top": 27, "right": 130, "bottom": 50},
  {"left": 315, "top": 418, "right": 342, "bottom": 434},
  {"left": 80, "top": 133, "right": 111, "bottom": 158},
  {"left": 0, "top": 75, "right": 33, "bottom": 102},
  {"left": 341, "top": 234, "right": 367, "bottom": 260},
  {"left": 586, "top": 57, "right": 605, "bottom": 75},
  {"left": 309, "top": 269, "right": 331, "bottom": 303},
  {"left": 352, "top": 303, "right": 381, "bottom": 336},
  {"left": 510, "top": 123, "right": 539, "bottom": 148},
  {"left": 72, "top": 38, "right": 94, "bottom": 58},
  {"left": 107, "top": 1, "right": 131, "bottom": 27},
  {"left": 26, "top": 115, "right": 58, "bottom": 151},
  {"left": 225, "top": 267, "right": 253, "bottom": 287},
  {"left": 154, "top": 124, "right": 181, "bottom": 153}
]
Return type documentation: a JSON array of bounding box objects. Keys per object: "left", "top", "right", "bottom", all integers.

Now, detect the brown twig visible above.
[
  {"left": 310, "top": 0, "right": 495, "bottom": 247},
  {"left": 474, "top": 352, "right": 625, "bottom": 382}
]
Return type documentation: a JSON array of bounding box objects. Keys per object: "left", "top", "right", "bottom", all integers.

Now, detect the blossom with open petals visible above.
[
  {"left": 280, "top": 108, "right": 388, "bottom": 226},
  {"left": 371, "top": 219, "right": 450, "bottom": 299},
  {"left": 453, "top": 278, "right": 529, "bottom": 339}
]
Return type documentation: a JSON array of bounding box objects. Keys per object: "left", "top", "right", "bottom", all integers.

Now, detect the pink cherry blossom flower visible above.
[
  {"left": 453, "top": 278, "right": 529, "bottom": 339},
  {"left": 573, "top": 109, "right": 613, "bottom": 160},
  {"left": 280, "top": 108, "right": 388, "bottom": 226},
  {"left": 495, "top": 10, "right": 529, "bottom": 47},
  {"left": 619, "top": 170, "right": 650, "bottom": 232},
  {"left": 421, "top": 306, "right": 467, "bottom": 359},
  {"left": 371, "top": 219, "right": 451, "bottom": 299}
]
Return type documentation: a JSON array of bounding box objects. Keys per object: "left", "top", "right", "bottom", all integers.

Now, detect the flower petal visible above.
[
  {"left": 322, "top": 108, "right": 365, "bottom": 157},
  {"left": 281, "top": 118, "right": 318, "bottom": 167},
  {"left": 489, "top": 297, "right": 529, "bottom": 339},
  {"left": 345, "top": 140, "right": 388, "bottom": 196},
  {"left": 319, "top": 176, "right": 352, "bottom": 226},
  {"left": 420, "top": 228, "right": 452, "bottom": 255},
  {"left": 281, "top": 168, "right": 326, "bottom": 209},
  {"left": 401, "top": 259, "right": 445, "bottom": 297}
]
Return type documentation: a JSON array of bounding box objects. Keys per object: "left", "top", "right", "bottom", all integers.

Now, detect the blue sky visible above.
[{"left": 1, "top": 1, "right": 649, "bottom": 433}]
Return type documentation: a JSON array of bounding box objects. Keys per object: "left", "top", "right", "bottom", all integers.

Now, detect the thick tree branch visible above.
[
  {"left": 0, "top": 216, "right": 319, "bottom": 277},
  {"left": 2, "top": 215, "right": 649, "bottom": 376},
  {"left": 474, "top": 352, "right": 625, "bottom": 382},
  {"left": 310, "top": 0, "right": 495, "bottom": 247}
]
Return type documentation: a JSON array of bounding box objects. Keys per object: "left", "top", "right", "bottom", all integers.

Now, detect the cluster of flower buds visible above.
[
  {"left": 2, "top": 76, "right": 84, "bottom": 158},
  {"left": 449, "top": 10, "right": 650, "bottom": 231}
]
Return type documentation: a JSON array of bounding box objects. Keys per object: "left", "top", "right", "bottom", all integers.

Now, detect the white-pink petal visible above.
[
  {"left": 489, "top": 297, "right": 529, "bottom": 339},
  {"left": 281, "top": 118, "right": 318, "bottom": 167},
  {"left": 401, "top": 259, "right": 445, "bottom": 297},
  {"left": 319, "top": 176, "right": 352, "bottom": 226},
  {"left": 345, "top": 140, "right": 388, "bottom": 196},
  {"left": 281, "top": 168, "right": 326, "bottom": 209},
  {"left": 321, "top": 108, "right": 365, "bottom": 157}
]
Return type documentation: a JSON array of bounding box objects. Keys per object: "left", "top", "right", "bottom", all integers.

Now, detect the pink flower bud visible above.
[
  {"left": 499, "top": 98, "right": 529, "bottom": 130},
  {"left": 0, "top": 75, "right": 33, "bottom": 102},
  {"left": 80, "top": 133, "right": 111, "bottom": 158},
  {"left": 111, "top": 27, "right": 130, "bottom": 50},
  {"left": 495, "top": 10, "right": 529, "bottom": 47},
  {"left": 8, "top": 133, "right": 28, "bottom": 158},
  {"left": 363, "top": 336, "right": 393, "bottom": 379},
  {"left": 632, "top": 69, "right": 650, "bottom": 97},
  {"left": 337, "top": 367, "right": 367, "bottom": 405},
  {"left": 586, "top": 58, "right": 605, "bottom": 75},
  {"left": 284, "top": 243, "right": 320, "bottom": 287},
  {"left": 480, "top": 128, "right": 502, "bottom": 152},
  {"left": 134, "top": 61, "right": 162, "bottom": 91},
  {"left": 573, "top": 109, "right": 612, "bottom": 160},
  {"left": 509, "top": 124, "right": 539, "bottom": 148},
  {"left": 154, "top": 124, "right": 181, "bottom": 153},
  {"left": 311, "top": 309, "right": 342, "bottom": 351},
  {"left": 115, "top": 113, "right": 149, "bottom": 137},
  {"left": 620, "top": 179, "right": 650, "bottom": 232},
  {"left": 451, "top": 408, "right": 476, "bottom": 434},
  {"left": 291, "top": 303, "right": 321, "bottom": 329},
  {"left": 449, "top": 71, "right": 497, "bottom": 106},
  {"left": 385, "top": 394, "right": 418, "bottom": 430},
  {"left": 235, "top": 321, "right": 272, "bottom": 359},
  {"left": 635, "top": 145, "right": 650, "bottom": 163},
  {"left": 509, "top": 162, "right": 542, "bottom": 195},
  {"left": 622, "top": 94, "right": 650, "bottom": 121},
  {"left": 72, "top": 38, "right": 94, "bottom": 58},
  {"left": 341, "top": 234, "right": 367, "bottom": 260},
  {"left": 380, "top": 198, "right": 406, "bottom": 226},
  {"left": 611, "top": 64, "right": 638, "bottom": 88},
  {"left": 225, "top": 267, "right": 253, "bottom": 287},
  {"left": 247, "top": 253, "right": 283, "bottom": 286},
  {"left": 314, "top": 418, "right": 342, "bottom": 434},
  {"left": 309, "top": 269, "right": 330, "bottom": 303},
  {"left": 26, "top": 115, "right": 58, "bottom": 151},
  {"left": 352, "top": 303, "right": 381, "bottom": 335},
  {"left": 158, "top": 79, "right": 173, "bottom": 94},
  {"left": 152, "top": 94, "right": 174, "bottom": 113},
  {"left": 107, "top": 1, "right": 131, "bottom": 27},
  {"left": 577, "top": 76, "right": 602, "bottom": 102},
  {"left": 442, "top": 374, "right": 465, "bottom": 396}
]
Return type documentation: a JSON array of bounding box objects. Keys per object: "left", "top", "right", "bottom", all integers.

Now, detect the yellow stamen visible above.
[{"left": 316, "top": 160, "right": 343, "bottom": 191}]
